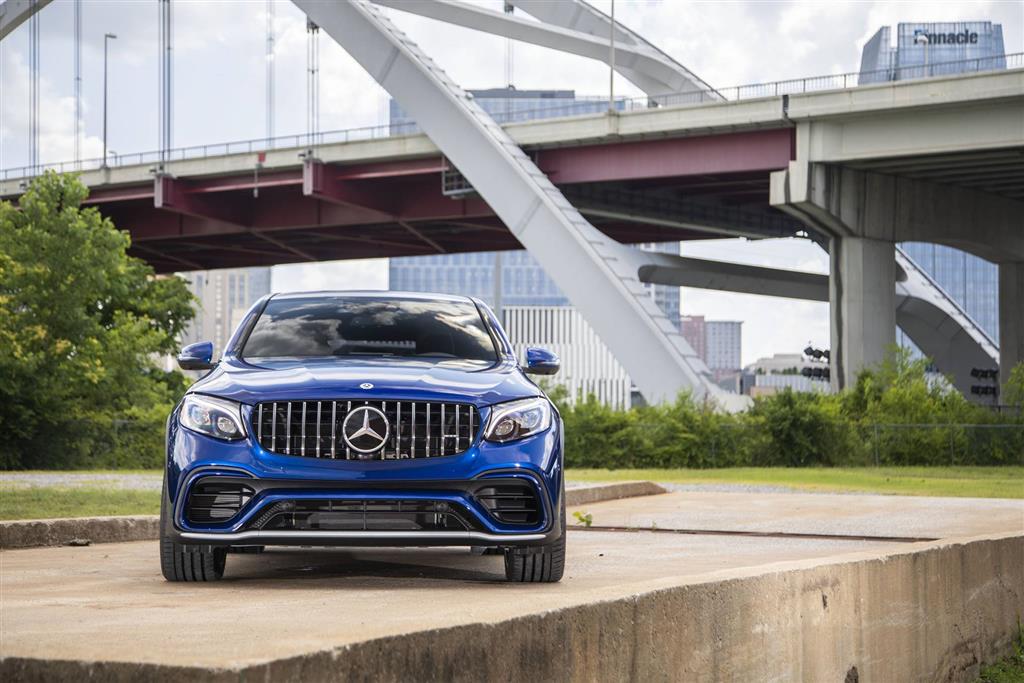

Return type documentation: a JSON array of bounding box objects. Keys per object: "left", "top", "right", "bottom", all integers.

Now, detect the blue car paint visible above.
[{"left": 164, "top": 292, "right": 563, "bottom": 547}]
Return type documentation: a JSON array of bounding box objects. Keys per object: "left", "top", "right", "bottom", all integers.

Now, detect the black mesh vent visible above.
[
  {"left": 186, "top": 481, "right": 254, "bottom": 524},
  {"left": 475, "top": 483, "right": 541, "bottom": 526},
  {"left": 251, "top": 499, "right": 474, "bottom": 532},
  {"left": 253, "top": 400, "right": 478, "bottom": 460}
]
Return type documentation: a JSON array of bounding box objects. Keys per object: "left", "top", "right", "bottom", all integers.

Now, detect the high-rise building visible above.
[
  {"left": 502, "top": 307, "right": 631, "bottom": 409},
  {"left": 860, "top": 22, "right": 1006, "bottom": 85},
  {"left": 680, "top": 315, "right": 707, "bottom": 363},
  {"left": 180, "top": 267, "right": 272, "bottom": 357},
  {"left": 389, "top": 243, "right": 680, "bottom": 322},
  {"left": 859, "top": 22, "right": 1005, "bottom": 346},
  {"left": 679, "top": 314, "right": 742, "bottom": 383},
  {"left": 706, "top": 321, "right": 743, "bottom": 375}
]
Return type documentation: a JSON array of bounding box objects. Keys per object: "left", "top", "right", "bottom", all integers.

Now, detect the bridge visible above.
[{"left": 2, "top": 0, "right": 1022, "bottom": 407}]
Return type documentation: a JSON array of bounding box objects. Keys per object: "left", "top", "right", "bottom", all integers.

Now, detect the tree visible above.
[{"left": 0, "top": 172, "right": 195, "bottom": 468}]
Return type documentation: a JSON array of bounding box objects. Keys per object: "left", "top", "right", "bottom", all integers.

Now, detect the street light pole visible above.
[
  {"left": 608, "top": 0, "right": 615, "bottom": 114},
  {"left": 102, "top": 32, "right": 117, "bottom": 167}
]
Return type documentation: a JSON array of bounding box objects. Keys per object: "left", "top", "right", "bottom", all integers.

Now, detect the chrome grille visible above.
[{"left": 253, "top": 400, "right": 478, "bottom": 460}]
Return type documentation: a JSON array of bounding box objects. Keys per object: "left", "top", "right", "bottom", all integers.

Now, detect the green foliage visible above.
[
  {"left": 572, "top": 511, "right": 593, "bottom": 527},
  {"left": 976, "top": 621, "right": 1024, "bottom": 683},
  {"left": 0, "top": 172, "right": 195, "bottom": 469},
  {"left": 549, "top": 349, "right": 1023, "bottom": 470}
]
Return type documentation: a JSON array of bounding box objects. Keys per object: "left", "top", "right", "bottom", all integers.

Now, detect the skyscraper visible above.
[
  {"left": 860, "top": 22, "right": 1006, "bottom": 84},
  {"left": 859, "top": 22, "right": 1005, "bottom": 345},
  {"left": 180, "top": 267, "right": 272, "bottom": 357}
]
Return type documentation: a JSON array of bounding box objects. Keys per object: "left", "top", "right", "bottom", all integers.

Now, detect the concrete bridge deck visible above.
[{"left": 1, "top": 489, "right": 1021, "bottom": 681}]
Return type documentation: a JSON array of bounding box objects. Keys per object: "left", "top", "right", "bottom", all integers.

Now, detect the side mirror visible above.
[
  {"left": 525, "top": 347, "right": 560, "bottom": 376},
  {"left": 177, "top": 341, "right": 216, "bottom": 371}
]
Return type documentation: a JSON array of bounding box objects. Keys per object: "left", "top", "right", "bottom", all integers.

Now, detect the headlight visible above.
[
  {"left": 484, "top": 397, "right": 552, "bottom": 443},
  {"left": 179, "top": 394, "right": 246, "bottom": 440}
]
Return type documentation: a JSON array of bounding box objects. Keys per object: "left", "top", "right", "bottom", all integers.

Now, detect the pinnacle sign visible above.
[{"left": 913, "top": 28, "right": 979, "bottom": 45}]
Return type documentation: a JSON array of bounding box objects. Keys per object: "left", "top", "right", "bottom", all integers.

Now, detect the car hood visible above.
[{"left": 190, "top": 356, "right": 541, "bottom": 407}]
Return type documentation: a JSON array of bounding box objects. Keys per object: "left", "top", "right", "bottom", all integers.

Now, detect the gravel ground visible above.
[
  {"left": 0, "top": 473, "right": 163, "bottom": 491},
  {"left": 658, "top": 482, "right": 807, "bottom": 495}
]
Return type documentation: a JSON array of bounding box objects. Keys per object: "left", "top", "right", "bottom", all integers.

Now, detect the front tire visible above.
[
  {"left": 159, "top": 474, "right": 226, "bottom": 582},
  {"left": 160, "top": 537, "right": 227, "bottom": 582},
  {"left": 504, "top": 496, "right": 566, "bottom": 583}
]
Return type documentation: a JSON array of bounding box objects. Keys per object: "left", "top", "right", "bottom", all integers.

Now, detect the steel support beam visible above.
[
  {"left": 154, "top": 174, "right": 247, "bottom": 226},
  {"left": 302, "top": 159, "right": 393, "bottom": 218},
  {"left": 294, "top": 0, "right": 734, "bottom": 407},
  {"left": 0, "top": 0, "right": 50, "bottom": 40},
  {"left": 372, "top": 0, "right": 704, "bottom": 100}
]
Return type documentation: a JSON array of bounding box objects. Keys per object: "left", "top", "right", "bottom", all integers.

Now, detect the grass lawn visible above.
[
  {"left": 0, "top": 487, "right": 160, "bottom": 520},
  {"left": 568, "top": 466, "right": 1024, "bottom": 499}
]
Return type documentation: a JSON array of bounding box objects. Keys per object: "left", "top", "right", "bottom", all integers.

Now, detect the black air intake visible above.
[
  {"left": 186, "top": 481, "right": 254, "bottom": 524},
  {"left": 475, "top": 483, "right": 541, "bottom": 526}
]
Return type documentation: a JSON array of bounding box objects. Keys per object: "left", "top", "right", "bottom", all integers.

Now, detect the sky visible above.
[{"left": 1, "top": 0, "right": 1021, "bottom": 364}]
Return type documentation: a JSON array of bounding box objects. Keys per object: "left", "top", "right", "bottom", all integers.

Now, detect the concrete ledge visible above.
[
  {"left": 3, "top": 532, "right": 1020, "bottom": 682},
  {"left": 565, "top": 480, "right": 667, "bottom": 507},
  {"left": 0, "top": 481, "right": 664, "bottom": 549},
  {"left": 0, "top": 516, "right": 159, "bottom": 550}
]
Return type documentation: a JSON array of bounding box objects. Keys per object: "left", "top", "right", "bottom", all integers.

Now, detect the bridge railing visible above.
[{"left": 2, "top": 52, "right": 1020, "bottom": 183}]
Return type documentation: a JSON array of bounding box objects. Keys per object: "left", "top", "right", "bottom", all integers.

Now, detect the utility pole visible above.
[
  {"left": 28, "top": 9, "right": 40, "bottom": 171},
  {"left": 102, "top": 33, "right": 117, "bottom": 167},
  {"left": 158, "top": 0, "right": 173, "bottom": 169},
  {"left": 74, "top": 0, "right": 82, "bottom": 167},
  {"left": 608, "top": 0, "right": 616, "bottom": 113},
  {"left": 266, "top": 0, "right": 275, "bottom": 142},
  {"left": 306, "top": 19, "right": 320, "bottom": 152}
]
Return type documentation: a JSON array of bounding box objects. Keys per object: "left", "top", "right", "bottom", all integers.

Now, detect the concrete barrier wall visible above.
[{"left": 4, "top": 532, "right": 1020, "bottom": 682}]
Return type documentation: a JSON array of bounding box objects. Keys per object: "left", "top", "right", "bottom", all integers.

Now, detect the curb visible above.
[
  {"left": 565, "top": 480, "right": 667, "bottom": 507},
  {"left": 0, "top": 516, "right": 160, "bottom": 550},
  {"left": 0, "top": 481, "right": 665, "bottom": 550}
]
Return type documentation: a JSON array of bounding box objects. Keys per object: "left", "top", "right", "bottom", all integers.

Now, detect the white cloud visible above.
[
  {"left": 0, "top": 50, "right": 103, "bottom": 167},
  {"left": 271, "top": 259, "right": 389, "bottom": 293}
]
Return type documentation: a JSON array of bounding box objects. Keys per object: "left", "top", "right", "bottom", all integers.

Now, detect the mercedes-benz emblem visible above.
[
  {"left": 342, "top": 405, "right": 390, "bottom": 454},
  {"left": 359, "top": 382, "right": 373, "bottom": 389}
]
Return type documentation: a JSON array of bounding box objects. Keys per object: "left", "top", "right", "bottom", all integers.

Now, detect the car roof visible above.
[{"left": 268, "top": 290, "right": 479, "bottom": 304}]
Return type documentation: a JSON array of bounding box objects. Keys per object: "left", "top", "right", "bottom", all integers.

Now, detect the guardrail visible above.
[{"left": 2, "top": 52, "right": 1020, "bottom": 183}]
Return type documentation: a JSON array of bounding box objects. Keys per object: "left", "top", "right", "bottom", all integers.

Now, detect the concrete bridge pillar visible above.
[
  {"left": 830, "top": 235, "right": 896, "bottom": 391},
  {"left": 1000, "top": 262, "right": 1024, "bottom": 395}
]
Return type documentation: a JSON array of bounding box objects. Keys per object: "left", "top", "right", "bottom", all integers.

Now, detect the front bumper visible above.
[{"left": 163, "top": 405, "right": 563, "bottom": 548}]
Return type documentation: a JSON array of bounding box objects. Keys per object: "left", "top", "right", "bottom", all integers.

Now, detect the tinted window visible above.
[{"left": 242, "top": 297, "right": 497, "bottom": 361}]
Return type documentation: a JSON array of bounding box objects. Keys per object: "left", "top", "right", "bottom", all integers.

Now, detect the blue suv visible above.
[{"left": 161, "top": 292, "right": 565, "bottom": 582}]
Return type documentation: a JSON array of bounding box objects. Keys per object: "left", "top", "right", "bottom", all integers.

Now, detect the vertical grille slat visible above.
[{"left": 254, "top": 399, "right": 478, "bottom": 461}]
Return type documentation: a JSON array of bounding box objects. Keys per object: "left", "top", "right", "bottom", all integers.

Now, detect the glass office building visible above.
[
  {"left": 859, "top": 22, "right": 1006, "bottom": 84},
  {"left": 859, "top": 22, "right": 1005, "bottom": 344},
  {"left": 389, "top": 243, "right": 681, "bottom": 323}
]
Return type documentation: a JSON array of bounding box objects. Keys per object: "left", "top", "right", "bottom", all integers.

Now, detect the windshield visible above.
[{"left": 241, "top": 296, "right": 498, "bottom": 362}]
